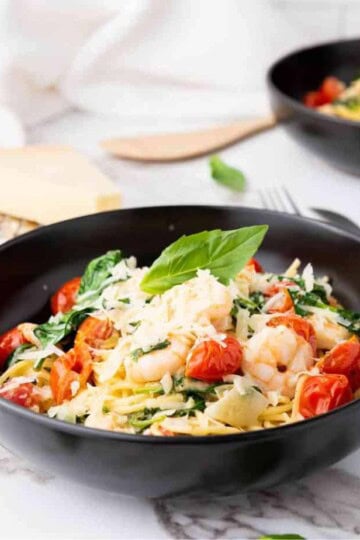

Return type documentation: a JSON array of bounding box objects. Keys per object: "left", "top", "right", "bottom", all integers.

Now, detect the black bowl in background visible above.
[
  {"left": 268, "top": 38, "right": 360, "bottom": 175},
  {"left": 0, "top": 206, "right": 359, "bottom": 498}
]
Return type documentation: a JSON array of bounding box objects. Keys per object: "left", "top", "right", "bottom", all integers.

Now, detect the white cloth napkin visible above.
[{"left": 0, "top": 0, "right": 356, "bottom": 145}]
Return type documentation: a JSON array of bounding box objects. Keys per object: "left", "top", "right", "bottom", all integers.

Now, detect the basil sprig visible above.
[
  {"left": 259, "top": 535, "right": 305, "bottom": 540},
  {"left": 210, "top": 155, "right": 246, "bottom": 192},
  {"left": 141, "top": 226, "right": 268, "bottom": 294}
]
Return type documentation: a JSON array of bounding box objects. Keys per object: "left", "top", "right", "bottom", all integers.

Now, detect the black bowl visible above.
[
  {"left": 268, "top": 38, "right": 360, "bottom": 175},
  {"left": 0, "top": 206, "right": 359, "bottom": 498}
]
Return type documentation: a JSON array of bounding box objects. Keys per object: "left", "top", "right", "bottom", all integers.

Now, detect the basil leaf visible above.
[
  {"left": 78, "top": 250, "right": 122, "bottom": 295},
  {"left": 34, "top": 308, "right": 92, "bottom": 347},
  {"left": 259, "top": 534, "right": 306, "bottom": 540},
  {"left": 259, "top": 535, "right": 305, "bottom": 540},
  {"left": 210, "top": 155, "right": 246, "bottom": 192},
  {"left": 6, "top": 343, "right": 34, "bottom": 368},
  {"left": 140, "top": 226, "right": 268, "bottom": 294}
]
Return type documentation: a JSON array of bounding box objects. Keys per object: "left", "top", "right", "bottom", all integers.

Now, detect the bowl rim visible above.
[
  {"left": 0, "top": 204, "right": 359, "bottom": 445},
  {"left": 267, "top": 37, "right": 360, "bottom": 129}
]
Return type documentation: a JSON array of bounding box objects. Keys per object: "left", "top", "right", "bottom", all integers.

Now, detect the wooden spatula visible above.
[{"left": 101, "top": 114, "right": 277, "bottom": 162}]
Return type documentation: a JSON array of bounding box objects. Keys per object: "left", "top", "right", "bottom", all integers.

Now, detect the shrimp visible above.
[
  {"left": 242, "top": 325, "right": 314, "bottom": 398},
  {"left": 308, "top": 312, "right": 350, "bottom": 350},
  {"left": 127, "top": 333, "right": 194, "bottom": 383}
]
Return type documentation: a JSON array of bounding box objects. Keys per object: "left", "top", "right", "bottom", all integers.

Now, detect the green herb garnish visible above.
[
  {"left": 209, "top": 155, "right": 246, "bottom": 192},
  {"left": 231, "top": 293, "right": 265, "bottom": 317},
  {"left": 140, "top": 226, "right": 268, "bottom": 294},
  {"left": 130, "top": 340, "right": 171, "bottom": 361},
  {"left": 128, "top": 408, "right": 165, "bottom": 432}
]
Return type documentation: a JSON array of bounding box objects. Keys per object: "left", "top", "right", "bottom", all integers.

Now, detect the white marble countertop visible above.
[{"left": 1, "top": 111, "right": 360, "bottom": 540}]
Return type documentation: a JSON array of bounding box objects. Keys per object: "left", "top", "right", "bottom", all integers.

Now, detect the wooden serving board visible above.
[{"left": 0, "top": 213, "right": 38, "bottom": 244}]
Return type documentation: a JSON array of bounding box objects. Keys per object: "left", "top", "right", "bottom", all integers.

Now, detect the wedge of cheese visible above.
[{"left": 0, "top": 145, "right": 121, "bottom": 224}]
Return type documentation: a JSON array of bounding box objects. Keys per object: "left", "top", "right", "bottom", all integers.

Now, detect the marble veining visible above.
[
  {"left": 0, "top": 445, "right": 52, "bottom": 485},
  {"left": 155, "top": 469, "right": 360, "bottom": 539},
  {"left": 2, "top": 439, "right": 360, "bottom": 539}
]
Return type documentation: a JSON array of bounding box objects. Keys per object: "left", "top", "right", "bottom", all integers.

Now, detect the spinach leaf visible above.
[
  {"left": 174, "top": 376, "right": 218, "bottom": 395},
  {"left": 209, "top": 155, "right": 246, "bottom": 192},
  {"left": 78, "top": 250, "right": 122, "bottom": 295},
  {"left": 231, "top": 292, "right": 265, "bottom": 317},
  {"left": 34, "top": 308, "right": 92, "bottom": 347},
  {"left": 130, "top": 340, "right": 171, "bottom": 361},
  {"left": 128, "top": 408, "right": 165, "bottom": 432},
  {"left": 140, "top": 226, "right": 268, "bottom": 294},
  {"left": 34, "top": 251, "right": 123, "bottom": 348},
  {"left": 177, "top": 392, "right": 206, "bottom": 414}
]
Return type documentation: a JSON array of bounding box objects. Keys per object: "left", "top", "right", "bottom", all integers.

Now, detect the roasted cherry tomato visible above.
[
  {"left": 299, "top": 374, "right": 352, "bottom": 418},
  {"left": 267, "top": 314, "right": 317, "bottom": 354},
  {"left": 304, "top": 76, "right": 344, "bottom": 108},
  {"left": 75, "top": 316, "right": 118, "bottom": 350},
  {"left": 50, "top": 277, "right": 81, "bottom": 315},
  {"left": 320, "top": 76, "right": 344, "bottom": 102},
  {"left": 246, "top": 258, "right": 263, "bottom": 273},
  {"left": 320, "top": 338, "right": 360, "bottom": 392},
  {"left": 185, "top": 336, "right": 242, "bottom": 382},
  {"left": 50, "top": 345, "right": 92, "bottom": 405},
  {"left": 50, "top": 316, "right": 117, "bottom": 404},
  {"left": 0, "top": 382, "right": 40, "bottom": 409},
  {"left": 0, "top": 327, "right": 27, "bottom": 371},
  {"left": 304, "top": 90, "right": 325, "bottom": 108}
]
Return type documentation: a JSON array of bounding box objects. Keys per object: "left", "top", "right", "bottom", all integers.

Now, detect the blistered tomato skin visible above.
[
  {"left": 185, "top": 336, "right": 242, "bottom": 382},
  {"left": 0, "top": 327, "right": 27, "bottom": 372},
  {"left": 299, "top": 374, "right": 352, "bottom": 419},
  {"left": 50, "top": 277, "right": 82, "bottom": 315},
  {"left": 50, "top": 316, "right": 116, "bottom": 405},
  {"left": 50, "top": 345, "right": 92, "bottom": 405},
  {"left": 321, "top": 339, "right": 360, "bottom": 392}
]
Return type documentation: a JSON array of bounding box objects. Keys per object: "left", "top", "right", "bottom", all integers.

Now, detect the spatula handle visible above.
[{"left": 101, "top": 114, "right": 277, "bottom": 162}]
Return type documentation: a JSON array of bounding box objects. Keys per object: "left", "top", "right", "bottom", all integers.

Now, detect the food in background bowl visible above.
[
  {"left": 304, "top": 75, "right": 360, "bottom": 121},
  {"left": 1, "top": 226, "right": 359, "bottom": 437}
]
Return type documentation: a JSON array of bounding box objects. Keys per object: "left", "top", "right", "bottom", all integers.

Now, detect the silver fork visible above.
[
  {"left": 258, "top": 185, "right": 360, "bottom": 236},
  {"left": 258, "top": 185, "right": 301, "bottom": 215}
]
